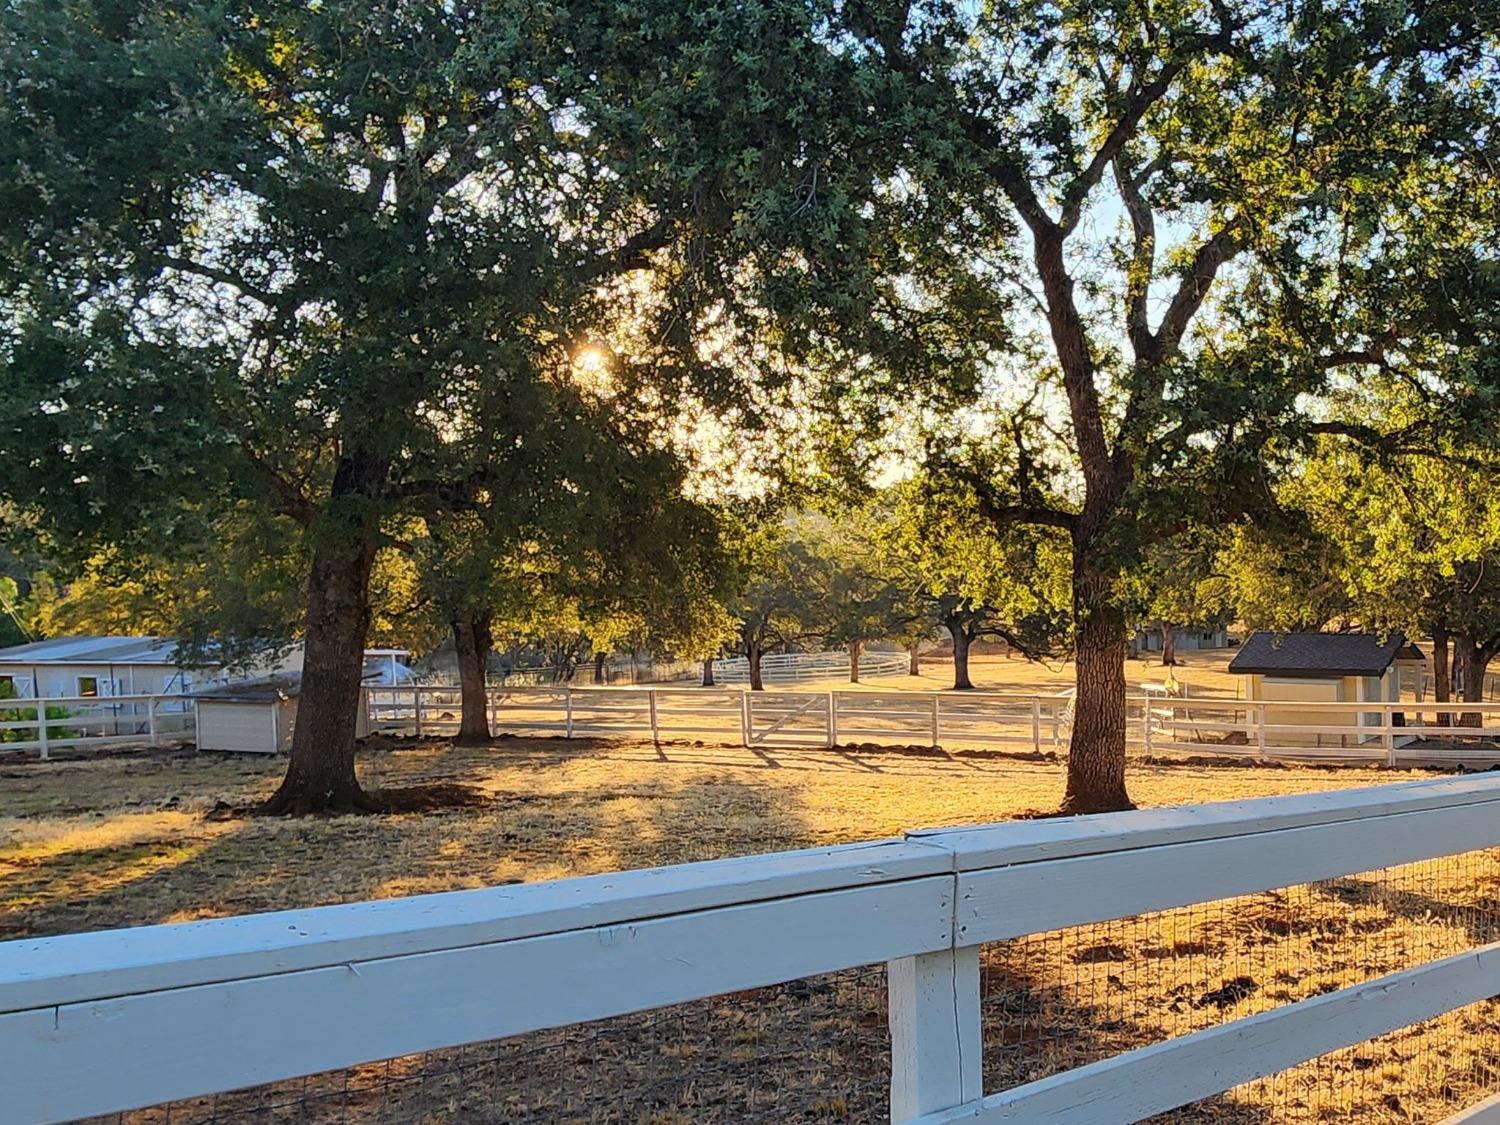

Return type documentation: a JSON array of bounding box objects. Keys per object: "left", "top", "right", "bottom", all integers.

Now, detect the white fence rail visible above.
[
  {"left": 9, "top": 684, "right": 1500, "bottom": 769},
  {"left": 711, "top": 649, "right": 911, "bottom": 683},
  {"left": 0, "top": 692, "right": 196, "bottom": 759},
  {"left": 1142, "top": 696, "right": 1500, "bottom": 766},
  {"left": 365, "top": 684, "right": 1079, "bottom": 754},
  {"left": 365, "top": 685, "right": 1500, "bottom": 766},
  {"left": 7, "top": 773, "right": 1500, "bottom": 1123}
]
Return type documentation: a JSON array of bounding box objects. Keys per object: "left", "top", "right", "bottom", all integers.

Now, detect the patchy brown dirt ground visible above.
[
  {"left": 9, "top": 736, "right": 1498, "bottom": 1124},
  {"left": 0, "top": 734, "right": 1424, "bottom": 939}
]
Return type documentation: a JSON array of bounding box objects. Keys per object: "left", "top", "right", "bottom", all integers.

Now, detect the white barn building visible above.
[{"left": 0, "top": 636, "right": 301, "bottom": 700}]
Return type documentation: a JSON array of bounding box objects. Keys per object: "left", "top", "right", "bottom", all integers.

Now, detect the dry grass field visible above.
[
  {"left": 804, "top": 647, "right": 1246, "bottom": 697},
  {"left": 0, "top": 732, "right": 1405, "bottom": 939},
  {"left": 7, "top": 730, "right": 1497, "bottom": 1123}
]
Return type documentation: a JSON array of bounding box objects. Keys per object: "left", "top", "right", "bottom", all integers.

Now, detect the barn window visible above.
[{"left": 76, "top": 675, "right": 99, "bottom": 697}]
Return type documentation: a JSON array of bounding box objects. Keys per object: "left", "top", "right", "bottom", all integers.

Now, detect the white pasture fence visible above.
[
  {"left": 365, "top": 684, "right": 1079, "bottom": 754},
  {"left": 0, "top": 691, "right": 196, "bottom": 759},
  {"left": 365, "top": 684, "right": 1500, "bottom": 766},
  {"left": 711, "top": 648, "right": 911, "bottom": 683},
  {"left": 8, "top": 773, "right": 1500, "bottom": 1123},
  {"left": 1143, "top": 695, "right": 1500, "bottom": 766}
]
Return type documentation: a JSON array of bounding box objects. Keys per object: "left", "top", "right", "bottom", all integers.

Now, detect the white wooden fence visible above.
[
  {"left": 7, "top": 773, "right": 1500, "bottom": 1123},
  {"left": 10, "top": 684, "right": 1500, "bottom": 768},
  {"left": 364, "top": 684, "right": 1079, "bottom": 755},
  {"left": 710, "top": 649, "right": 911, "bottom": 683},
  {"left": 0, "top": 692, "right": 195, "bottom": 759},
  {"left": 366, "top": 684, "right": 1500, "bottom": 766},
  {"left": 1143, "top": 696, "right": 1500, "bottom": 766}
]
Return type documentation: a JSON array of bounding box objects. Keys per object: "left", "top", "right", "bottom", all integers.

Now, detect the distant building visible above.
[
  {"left": 1229, "top": 631, "right": 1426, "bottom": 747},
  {"left": 1132, "top": 624, "right": 1229, "bottom": 656},
  {"left": 0, "top": 635, "right": 300, "bottom": 700}
]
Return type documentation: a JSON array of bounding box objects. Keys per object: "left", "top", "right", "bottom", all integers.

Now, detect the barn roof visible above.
[
  {"left": 1228, "top": 631, "right": 1422, "bottom": 678},
  {"left": 0, "top": 635, "right": 184, "bottom": 666}
]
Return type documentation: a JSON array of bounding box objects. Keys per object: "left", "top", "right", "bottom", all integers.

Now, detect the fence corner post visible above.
[
  {"left": 888, "top": 945, "right": 981, "bottom": 1123},
  {"left": 648, "top": 689, "right": 660, "bottom": 746},
  {"left": 827, "top": 692, "right": 837, "bottom": 748}
]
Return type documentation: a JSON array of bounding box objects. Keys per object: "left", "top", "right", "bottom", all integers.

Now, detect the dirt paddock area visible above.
[{"left": 6, "top": 737, "right": 1500, "bottom": 1123}]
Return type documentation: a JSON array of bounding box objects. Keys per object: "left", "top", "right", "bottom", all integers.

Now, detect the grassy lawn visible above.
[{"left": 0, "top": 734, "right": 1426, "bottom": 940}]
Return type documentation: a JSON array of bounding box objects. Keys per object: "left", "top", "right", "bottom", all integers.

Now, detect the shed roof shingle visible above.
[{"left": 1228, "top": 631, "right": 1422, "bottom": 677}]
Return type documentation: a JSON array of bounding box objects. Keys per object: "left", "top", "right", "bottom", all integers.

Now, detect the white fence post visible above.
[
  {"left": 1385, "top": 703, "right": 1397, "bottom": 767},
  {"left": 888, "top": 946, "right": 982, "bottom": 1123},
  {"left": 826, "top": 692, "right": 836, "bottom": 748},
  {"left": 1143, "top": 697, "right": 1154, "bottom": 755},
  {"left": 147, "top": 698, "right": 158, "bottom": 747},
  {"left": 1256, "top": 701, "right": 1267, "bottom": 760},
  {"left": 565, "top": 688, "right": 574, "bottom": 739},
  {"left": 648, "top": 690, "right": 660, "bottom": 746},
  {"left": 37, "top": 702, "right": 49, "bottom": 762},
  {"left": 930, "top": 696, "right": 940, "bottom": 749},
  {"left": 740, "top": 691, "right": 751, "bottom": 747},
  {"left": 1031, "top": 697, "right": 1041, "bottom": 754}
]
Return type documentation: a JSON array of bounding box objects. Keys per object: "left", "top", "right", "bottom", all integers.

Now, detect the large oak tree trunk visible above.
[
  {"left": 1432, "top": 627, "right": 1451, "bottom": 727},
  {"left": 948, "top": 621, "right": 974, "bottom": 690},
  {"left": 452, "top": 606, "right": 494, "bottom": 745},
  {"left": 1159, "top": 622, "right": 1177, "bottom": 666},
  {"left": 1455, "top": 632, "right": 1493, "bottom": 727},
  {"left": 593, "top": 650, "right": 608, "bottom": 685},
  {"left": 848, "top": 638, "right": 862, "bottom": 684},
  {"left": 1062, "top": 561, "right": 1134, "bottom": 814},
  {"left": 262, "top": 534, "right": 379, "bottom": 815},
  {"left": 748, "top": 643, "right": 765, "bottom": 691},
  {"left": 908, "top": 644, "right": 921, "bottom": 676},
  {"left": 701, "top": 657, "right": 716, "bottom": 687}
]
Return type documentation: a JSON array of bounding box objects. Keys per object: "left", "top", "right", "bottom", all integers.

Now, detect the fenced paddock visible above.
[
  {"left": 10, "top": 684, "right": 1500, "bottom": 770},
  {"left": 0, "top": 692, "right": 195, "bottom": 758},
  {"left": 366, "top": 685, "right": 1500, "bottom": 767},
  {"left": 364, "top": 684, "right": 1080, "bottom": 754},
  {"left": 711, "top": 650, "right": 912, "bottom": 684},
  {"left": 11, "top": 775, "right": 1500, "bottom": 1123}
]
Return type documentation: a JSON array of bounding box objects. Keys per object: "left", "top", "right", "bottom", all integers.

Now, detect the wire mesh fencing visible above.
[
  {"left": 63, "top": 848, "right": 1500, "bottom": 1125},
  {"left": 74, "top": 964, "right": 891, "bottom": 1125},
  {"left": 980, "top": 846, "right": 1500, "bottom": 1122}
]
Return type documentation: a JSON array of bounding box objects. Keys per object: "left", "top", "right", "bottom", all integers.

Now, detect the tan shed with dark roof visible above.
[{"left": 1230, "top": 632, "right": 1426, "bottom": 748}]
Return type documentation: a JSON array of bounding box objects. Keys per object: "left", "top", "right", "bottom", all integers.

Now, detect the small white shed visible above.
[
  {"left": 1229, "top": 631, "right": 1426, "bottom": 747},
  {"left": 194, "top": 679, "right": 300, "bottom": 755}
]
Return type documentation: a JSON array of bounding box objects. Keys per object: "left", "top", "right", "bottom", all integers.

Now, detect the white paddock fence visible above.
[
  {"left": 8, "top": 684, "right": 1500, "bottom": 769},
  {"left": 0, "top": 691, "right": 195, "bottom": 758},
  {"left": 366, "top": 684, "right": 1078, "bottom": 755},
  {"left": 711, "top": 648, "right": 911, "bottom": 683},
  {"left": 9, "top": 774, "right": 1500, "bottom": 1122},
  {"left": 367, "top": 684, "right": 1500, "bottom": 767}
]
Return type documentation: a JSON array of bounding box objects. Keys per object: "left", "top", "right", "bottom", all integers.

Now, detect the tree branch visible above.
[{"left": 1112, "top": 154, "right": 1157, "bottom": 360}]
